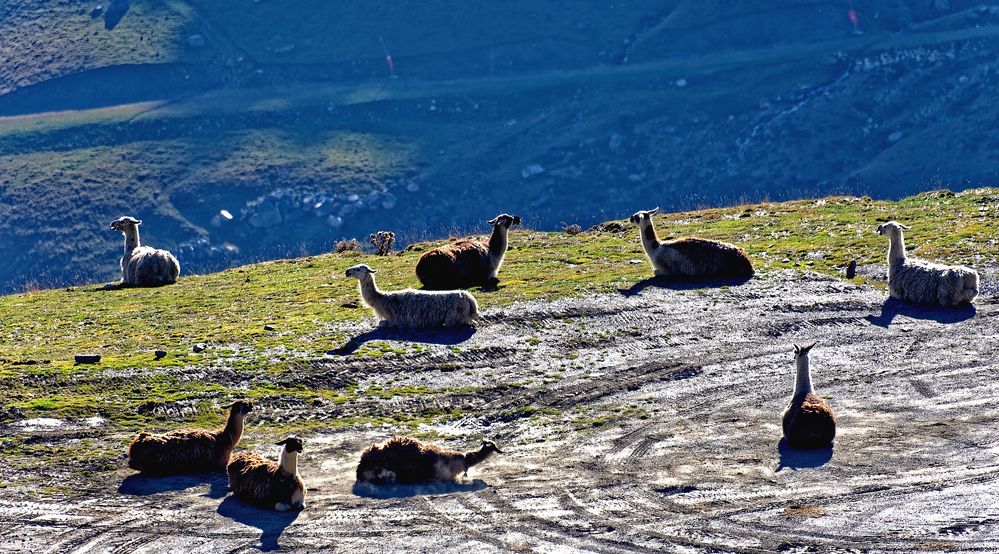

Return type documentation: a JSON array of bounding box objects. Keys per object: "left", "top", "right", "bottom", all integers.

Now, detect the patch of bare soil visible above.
[{"left": 2, "top": 270, "right": 998, "bottom": 552}]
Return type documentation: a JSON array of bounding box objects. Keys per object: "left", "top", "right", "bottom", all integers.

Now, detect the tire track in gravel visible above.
[{"left": 4, "top": 271, "right": 999, "bottom": 552}]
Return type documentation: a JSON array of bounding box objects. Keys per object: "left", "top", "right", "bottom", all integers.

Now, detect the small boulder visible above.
[
  {"left": 263, "top": 324, "right": 275, "bottom": 331},
  {"left": 187, "top": 34, "right": 206, "bottom": 48},
  {"left": 75, "top": 355, "right": 101, "bottom": 364},
  {"left": 192, "top": 343, "right": 207, "bottom": 353},
  {"left": 154, "top": 350, "right": 167, "bottom": 359}
]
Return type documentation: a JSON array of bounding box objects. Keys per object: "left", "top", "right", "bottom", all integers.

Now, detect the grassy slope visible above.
[{"left": 1, "top": 189, "right": 995, "bottom": 425}]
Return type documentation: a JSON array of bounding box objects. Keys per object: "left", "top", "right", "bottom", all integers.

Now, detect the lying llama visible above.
[
  {"left": 227, "top": 436, "right": 306, "bottom": 512},
  {"left": 782, "top": 343, "right": 835, "bottom": 449},
  {"left": 345, "top": 264, "right": 479, "bottom": 328},
  {"left": 415, "top": 213, "right": 522, "bottom": 289},
  {"left": 356, "top": 436, "right": 503, "bottom": 484},
  {"left": 629, "top": 208, "right": 753, "bottom": 279},
  {"left": 127, "top": 400, "right": 253, "bottom": 474},
  {"left": 876, "top": 221, "right": 979, "bottom": 306},
  {"left": 110, "top": 216, "right": 180, "bottom": 286},
  {"left": 370, "top": 230, "right": 396, "bottom": 256}
]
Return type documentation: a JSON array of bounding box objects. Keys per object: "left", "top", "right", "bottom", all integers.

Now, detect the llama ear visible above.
[
  {"left": 487, "top": 217, "right": 499, "bottom": 225},
  {"left": 368, "top": 267, "right": 377, "bottom": 274},
  {"left": 220, "top": 402, "right": 234, "bottom": 409},
  {"left": 512, "top": 216, "right": 522, "bottom": 225},
  {"left": 899, "top": 223, "right": 911, "bottom": 230},
  {"left": 804, "top": 341, "right": 817, "bottom": 351},
  {"left": 275, "top": 438, "right": 289, "bottom": 446},
  {"left": 792, "top": 344, "right": 800, "bottom": 354},
  {"left": 650, "top": 207, "right": 660, "bottom": 216}
]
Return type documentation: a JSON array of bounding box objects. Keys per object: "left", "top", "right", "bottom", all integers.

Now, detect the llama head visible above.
[
  {"left": 221, "top": 400, "right": 254, "bottom": 416},
  {"left": 876, "top": 221, "right": 910, "bottom": 236},
  {"left": 109, "top": 216, "right": 142, "bottom": 231},
  {"left": 629, "top": 207, "right": 660, "bottom": 224},
  {"left": 480, "top": 439, "right": 504, "bottom": 454},
  {"left": 276, "top": 435, "right": 304, "bottom": 454},
  {"left": 793, "top": 342, "right": 817, "bottom": 359},
  {"left": 344, "top": 264, "right": 376, "bottom": 279},
  {"left": 487, "top": 214, "right": 522, "bottom": 229}
]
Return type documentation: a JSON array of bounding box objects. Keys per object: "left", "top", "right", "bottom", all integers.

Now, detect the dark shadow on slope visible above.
[
  {"left": 118, "top": 472, "right": 229, "bottom": 499},
  {"left": 352, "top": 479, "right": 488, "bottom": 499},
  {"left": 216, "top": 495, "right": 300, "bottom": 552},
  {"left": 329, "top": 326, "right": 476, "bottom": 355},
  {"left": 618, "top": 275, "right": 753, "bottom": 297},
  {"left": 775, "top": 438, "right": 833, "bottom": 471},
  {"left": 865, "top": 297, "right": 977, "bottom": 328},
  {"left": 104, "top": 0, "right": 131, "bottom": 30}
]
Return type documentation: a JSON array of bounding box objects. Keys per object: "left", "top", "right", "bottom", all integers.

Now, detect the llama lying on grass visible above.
[
  {"left": 782, "top": 343, "right": 835, "bottom": 449},
  {"left": 345, "top": 264, "right": 479, "bottom": 328},
  {"left": 629, "top": 208, "right": 754, "bottom": 279},
  {"left": 109, "top": 216, "right": 180, "bottom": 286},
  {"left": 415, "top": 213, "right": 521, "bottom": 289},
  {"left": 127, "top": 400, "right": 253, "bottom": 474},
  {"left": 876, "top": 221, "right": 979, "bottom": 306},
  {"left": 227, "top": 436, "right": 306, "bottom": 512},
  {"left": 356, "top": 436, "right": 503, "bottom": 484}
]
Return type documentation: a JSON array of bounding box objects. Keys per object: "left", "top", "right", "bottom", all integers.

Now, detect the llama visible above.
[
  {"left": 127, "top": 400, "right": 253, "bottom": 474},
  {"left": 356, "top": 436, "right": 503, "bottom": 484},
  {"left": 345, "top": 264, "right": 479, "bottom": 328},
  {"left": 370, "top": 231, "right": 396, "bottom": 256},
  {"left": 227, "top": 436, "right": 306, "bottom": 512},
  {"left": 876, "top": 221, "right": 979, "bottom": 306},
  {"left": 629, "top": 208, "right": 754, "bottom": 279},
  {"left": 782, "top": 343, "right": 836, "bottom": 449},
  {"left": 109, "top": 216, "right": 180, "bottom": 286},
  {"left": 415, "top": 214, "right": 522, "bottom": 289}
]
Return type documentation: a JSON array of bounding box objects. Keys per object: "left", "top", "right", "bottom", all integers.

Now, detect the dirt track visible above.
[{"left": 2, "top": 270, "right": 998, "bottom": 553}]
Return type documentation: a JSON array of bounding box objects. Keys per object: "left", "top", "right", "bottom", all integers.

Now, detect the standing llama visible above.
[
  {"left": 782, "top": 343, "right": 836, "bottom": 449},
  {"left": 356, "top": 436, "right": 503, "bottom": 484},
  {"left": 415, "top": 214, "right": 521, "bottom": 289},
  {"left": 127, "top": 400, "right": 253, "bottom": 474},
  {"left": 345, "top": 264, "right": 479, "bottom": 328},
  {"left": 629, "top": 208, "right": 753, "bottom": 279},
  {"left": 227, "top": 436, "right": 307, "bottom": 511},
  {"left": 876, "top": 221, "right": 979, "bottom": 306},
  {"left": 109, "top": 216, "right": 180, "bottom": 286}
]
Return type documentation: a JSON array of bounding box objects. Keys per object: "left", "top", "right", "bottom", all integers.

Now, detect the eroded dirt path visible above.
[{"left": 2, "top": 271, "right": 998, "bottom": 552}]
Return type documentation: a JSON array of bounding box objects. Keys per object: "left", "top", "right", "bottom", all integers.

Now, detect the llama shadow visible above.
[
  {"left": 865, "top": 297, "right": 977, "bottom": 328},
  {"left": 216, "top": 495, "right": 300, "bottom": 552},
  {"left": 104, "top": 0, "right": 130, "bottom": 30},
  {"left": 118, "top": 472, "right": 229, "bottom": 499},
  {"left": 619, "top": 275, "right": 752, "bottom": 297},
  {"left": 329, "top": 326, "right": 476, "bottom": 356},
  {"left": 352, "top": 479, "right": 488, "bottom": 499},
  {"left": 775, "top": 438, "right": 833, "bottom": 471}
]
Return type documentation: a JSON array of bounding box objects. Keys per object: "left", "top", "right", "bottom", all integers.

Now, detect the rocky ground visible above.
[{"left": 1, "top": 269, "right": 997, "bottom": 553}]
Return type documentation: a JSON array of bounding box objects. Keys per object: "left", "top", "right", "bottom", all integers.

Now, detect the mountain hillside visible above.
[{"left": 2, "top": 0, "right": 999, "bottom": 291}]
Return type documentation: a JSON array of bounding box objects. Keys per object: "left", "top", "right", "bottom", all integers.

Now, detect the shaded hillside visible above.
[{"left": 2, "top": 1, "right": 999, "bottom": 292}]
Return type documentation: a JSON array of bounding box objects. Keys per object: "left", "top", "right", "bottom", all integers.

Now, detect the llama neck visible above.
[
  {"left": 487, "top": 225, "right": 509, "bottom": 263},
  {"left": 794, "top": 356, "right": 813, "bottom": 396},
  {"left": 639, "top": 219, "right": 661, "bottom": 255},
  {"left": 357, "top": 274, "right": 384, "bottom": 306},
  {"left": 123, "top": 226, "right": 141, "bottom": 257},
  {"left": 887, "top": 232, "right": 906, "bottom": 264},
  {"left": 463, "top": 446, "right": 495, "bottom": 469},
  {"left": 279, "top": 448, "right": 299, "bottom": 476},
  {"left": 221, "top": 410, "right": 245, "bottom": 447}
]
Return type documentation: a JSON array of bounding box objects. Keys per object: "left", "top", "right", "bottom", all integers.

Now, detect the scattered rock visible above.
[
  {"left": 154, "top": 350, "right": 167, "bottom": 359},
  {"left": 90, "top": 5, "right": 104, "bottom": 18},
  {"left": 192, "top": 343, "right": 207, "bottom": 353},
  {"left": 341, "top": 301, "right": 359, "bottom": 309},
  {"left": 248, "top": 202, "right": 282, "bottom": 228},
  {"left": 846, "top": 260, "right": 857, "bottom": 279},
  {"left": 675, "top": 78, "right": 688, "bottom": 88},
  {"left": 74, "top": 354, "right": 101, "bottom": 364},
  {"left": 521, "top": 164, "right": 545, "bottom": 179},
  {"left": 187, "top": 34, "right": 206, "bottom": 48},
  {"left": 888, "top": 131, "right": 904, "bottom": 143},
  {"left": 608, "top": 134, "right": 624, "bottom": 152},
  {"left": 263, "top": 324, "right": 275, "bottom": 331}
]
